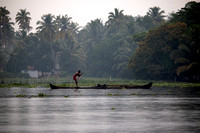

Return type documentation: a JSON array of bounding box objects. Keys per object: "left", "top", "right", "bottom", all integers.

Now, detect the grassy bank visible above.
[{"left": 0, "top": 77, "right": 200, "bottom": 88}]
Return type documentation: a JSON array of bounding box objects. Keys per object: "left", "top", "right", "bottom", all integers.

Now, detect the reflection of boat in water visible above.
[{"left": 50, "top": 82, "right": 153, "bottom": 89}]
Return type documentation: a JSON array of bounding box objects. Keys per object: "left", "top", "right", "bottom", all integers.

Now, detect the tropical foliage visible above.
[
  {"left": 0, "top": 7, "right": 14, "bottom": 70},
  {"left": 0, "top": 1, "right": 200, "bottom": 82},
  {"left": 15, "top": 9, "right": 32, "bottom": 34},
  {"left": 129, "top": 1, "right": 200, "bottom": 82},
  {"left": 129, "top": 22, "right": 191, "bottom": 80}
]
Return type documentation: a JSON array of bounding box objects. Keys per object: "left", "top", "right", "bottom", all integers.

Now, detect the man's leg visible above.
[{"left": 75, "top": 79, "right": 78, "bottom": 88}]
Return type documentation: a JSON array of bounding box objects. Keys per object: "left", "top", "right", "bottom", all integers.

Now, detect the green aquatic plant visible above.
[
  {"left": 16, "top": 94, "right": 26, "bottom": 98},
  {"left": 130, "top": 93, "right": 137, "bottom": 95},
  {"left": 38, "top": 93, "right": 47, "bottom": 97},
  {"left": 107, "top": 93, "right": 112, "bottom": 96},
  {"left": 30, "top": 95, "right": 37, "bottom": 98},
  {"left": 167, "top": 90, "right": 173, "bottom": 93},
  {"left": 111, "top": 107, "right": 115, "bottom": 110},
  {"left": 122, "top": 87, "right": 126, "bottom": 89},
  {"left": 64, "top": 95, "right": 69, "bottom": 98}
]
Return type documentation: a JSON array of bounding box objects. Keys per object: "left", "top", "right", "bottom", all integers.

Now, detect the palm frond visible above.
[
  {"left": 174, "top": 57, "right": 190, "bottom": 64},
  {"left": 187, "top": 62, "right": 198, "bottom": 71},
  {"left": 170, "top": 50, "right": 185, "bottom": 59},
  {"left": 178, "top": 44, "right": 191, "bottom": 54},
  {"left": 176, "top": 65, "right": 188, "bottom": 75}
]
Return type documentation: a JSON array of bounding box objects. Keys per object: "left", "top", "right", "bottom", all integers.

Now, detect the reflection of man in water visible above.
[{"left": 73, "top": 70, "right": 83, "bottom": 88}]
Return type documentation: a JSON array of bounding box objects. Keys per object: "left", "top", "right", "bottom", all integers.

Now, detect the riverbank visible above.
[{"left": 0, "top": 77, "right": 200, "bottom": 88}]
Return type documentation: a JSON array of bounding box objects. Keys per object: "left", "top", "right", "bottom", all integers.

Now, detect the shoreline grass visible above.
[{"left": 0, "top": 77, "right": 200, "bottom": 88}]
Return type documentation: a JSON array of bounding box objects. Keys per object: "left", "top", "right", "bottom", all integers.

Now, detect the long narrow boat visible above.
[{"left": 50, "top": 82, "right": 153, "bottom": 89}]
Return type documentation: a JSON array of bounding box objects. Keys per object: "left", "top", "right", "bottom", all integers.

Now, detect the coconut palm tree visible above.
[
  {"left": 36, "top": 14, "right": 58, "bottom": 71},
  {"left": 55, "top": 15, "right": 85, "bottom": 70},
  {"left": 106, "top": 8, "right": 125, "bottom": 32},
  {"left": 86, "top": 19, "right": 103, "bottom": 38},
  {"left": 70, "top": 22, "right": 80, "bottom": 34},
  {"left": 36, "top": 14, "right": 56, "bottom": 42},
  {"left": 15, "top": 9, "right": 32, "bottom": 34},
  {"left": 170, "top": 42, "right": 200, "bottom": 81},
  {"left": 82, "top": 19, "right": 104, "bottom": 54},
  {"left": 55, "top": 15, "right": 76, "bottom": 48},
  {"left": 0, "top": 7, "right": 14, "bottom": 49},
  {"left": 112, "top": 38, "right": 137, "bottom": 77},
  {"left": 147, "top": 7, "right": 165, "bottom": 25},
  {"left": 107, "top": 8, "right": 124, "bottom": 25},
  {"left": 0, "top": 7, "right": 15, "bottom": 70}
]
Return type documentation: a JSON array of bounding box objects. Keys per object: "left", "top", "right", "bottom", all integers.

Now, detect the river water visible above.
[{"left": 0, "top": 87, "right": 200, "bottom": 132}]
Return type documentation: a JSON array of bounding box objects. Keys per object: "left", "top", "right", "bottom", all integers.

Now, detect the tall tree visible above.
[
  {"left": 129, "top": 22, "right": 190, "bottom": 80},
  {"left": 169, "top": 1, "right": 200, "bottom": 26},
  {"left": 106, "top": 8, "right": 125, "bottom": 32},
  {"left": 36, "top": 14, "right": 58, "bottom": 71},
  {"left": 107, "top": 8, "right": 124, "bottom": 24},
  {"left": 55, "top": 15, "right": 71, "bottom": 40},
  {"left": 170, "top": 41, "right": 200, "bottom": 81},
  {"left": 0, "top": 7, "right": 14, "bottom": 50},
  {"left": 147, "top": 6, "right": 165, "bottom": 25},
  {"left": 113, "top": 40, "right": 136, "bottom": 78},
  {"left": 55, "top": 15, "right": 77, "bottom": 49},
  {"left": 15, "top": 9, "right": 32, "bottom": 34},
  {"left": 81, "top": 19, "right": 104, "bottom": 54},
  {"left": 36, "top": 14, "right": 56, "bottom": 42},
  {"left": 55, "top": 15, "right": 85, "bottom": 73},
  {"left": 135, "top": 15, "right": 156, "bottom": 30},
  {"left": 36, "top": 14, "right": 85, "bottom": 74},
  {"left": 0, "top": 7, "right": 14, "bottom": 70},
  {"left": 168, "top": 1, "right": 200, "bottom": 81}
]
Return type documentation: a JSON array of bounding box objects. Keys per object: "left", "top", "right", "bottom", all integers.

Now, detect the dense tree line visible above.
[
  {"left": 129, "top": 1, "right": 200, "bottom": 82},
  {"left": 0, "top": 1, "right": 199, "bottom": 82}
]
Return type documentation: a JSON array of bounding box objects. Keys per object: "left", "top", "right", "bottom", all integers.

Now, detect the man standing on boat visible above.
[{"left": 73, "top": 70, "right": 83, "bottom": 88}]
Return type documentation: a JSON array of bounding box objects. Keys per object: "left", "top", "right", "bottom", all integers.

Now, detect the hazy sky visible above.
[{"left": 1, "top": 0, "right": 200, "bottom": 32}]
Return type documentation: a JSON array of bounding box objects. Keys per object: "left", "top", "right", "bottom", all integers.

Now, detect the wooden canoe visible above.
[{"left": 50, "top": 82, "right": 153, "bottom": 89}]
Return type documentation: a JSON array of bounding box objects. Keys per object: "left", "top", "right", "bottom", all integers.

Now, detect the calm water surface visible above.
[{"left": 0, "top": 87, "right": 200, "bottom": 132}]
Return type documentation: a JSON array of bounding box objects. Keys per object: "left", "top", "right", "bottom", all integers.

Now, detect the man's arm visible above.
[{"left": 80, "top": 72, "right": 83, "bottom": 76}]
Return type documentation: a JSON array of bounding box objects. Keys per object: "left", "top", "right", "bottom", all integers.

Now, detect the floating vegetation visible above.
[
  {"left": 167, "top": 90, "right": 173, "bottom": 93},
  {"left": 130, "top": 93, "right": 137, "bottom": 95},
  {"left": 111, "top": 107, "right": 115, "bottom": 110},
  {"left": 30, "top": 95, "right": 37, "bottom": 98},
  {"left": 16, "top": 93, "right": 55, "bottom": 98},
  {"left": 16, "top": 94, "right": 26, "bottom": 98},
  {"left": 107, "top": 93, "right": 112, "bottom": 96},
  {"left": 108, "top": 93, "right": 122, "bottom": 96},
  {"left": 0, "top": 83, "right": 36, "bottom": 88},
  {"left": 64, "top": 95, "right": 69, "bottom": 98},
  {"left": 38, "top": 93, "right": 47, "bottom": 97}
]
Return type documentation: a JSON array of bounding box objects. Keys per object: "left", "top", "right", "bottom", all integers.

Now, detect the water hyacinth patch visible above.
[
  {"left": 38, "top": 93, "right": 47, "bottom": 97},
  {"left": 111, "top": 108, "right": 115, "bottom": 110},
  {"left": 16, "top": 94, "right": 26, "bottom": 97},
  {"left": 130, "top": 93, "right": 137, "bottom": 95}
]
